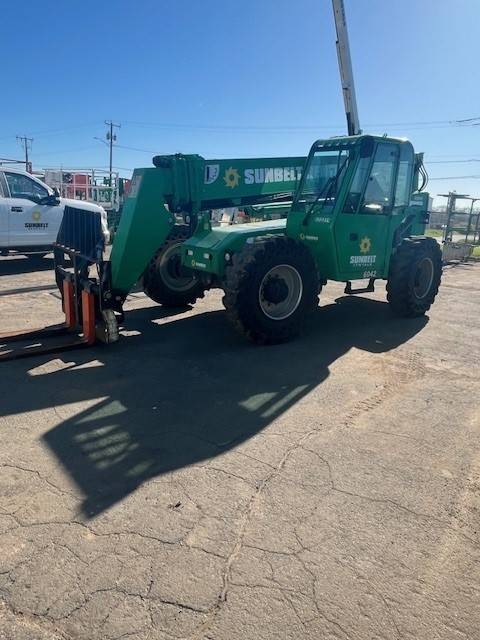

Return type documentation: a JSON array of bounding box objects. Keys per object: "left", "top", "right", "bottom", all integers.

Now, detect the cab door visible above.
[
  {"left": 334, "top": 141, "right": 399, "bottom": 280},
  {"left": 3, "top": 171, "right": 61, "bottom": 247}
]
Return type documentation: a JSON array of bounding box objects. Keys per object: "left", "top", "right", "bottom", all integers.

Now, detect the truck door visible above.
[
  {"left": 334, "top": 141, "right": 399, "bottom": 279},
  {"left": 0, "top": 174, "right": 8, "bottom": 247},
  {"left": 3, "top": 171, "right": 60, "bottom": 248}
]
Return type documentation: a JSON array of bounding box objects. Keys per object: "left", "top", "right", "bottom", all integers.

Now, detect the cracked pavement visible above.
[{"left": 0, "top": 255, "right": 479, "bottom": 639}]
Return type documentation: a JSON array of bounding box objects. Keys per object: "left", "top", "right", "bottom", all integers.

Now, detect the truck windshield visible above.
[{"left": 296, "top": 148, "right": 350, "bottom": 211}]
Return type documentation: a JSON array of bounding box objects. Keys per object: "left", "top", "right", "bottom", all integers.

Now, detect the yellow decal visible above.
[
  {"left": 359, "top": 236, "right": 371, "bottom": 254},
  {"left": 223, "top": 167, "right": 240, "bottom": 189},
  {"left": 32, "top": 211, "right": 41, "bottom": 221}
]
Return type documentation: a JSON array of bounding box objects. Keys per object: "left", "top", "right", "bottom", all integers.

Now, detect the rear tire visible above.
[
  {"left": 143, "top": 225, "right": 206, "bottom": 307},
  {"left": 223, "top": 236, "right": 319, "bottom": 344},
  {"left": 387, "top": 237, "right": 442, "bottom": 317}
]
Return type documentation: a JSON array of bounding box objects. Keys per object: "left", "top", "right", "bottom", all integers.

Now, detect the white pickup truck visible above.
[{"left": 0, "top": 167, "right": 108, "bottom": 259}]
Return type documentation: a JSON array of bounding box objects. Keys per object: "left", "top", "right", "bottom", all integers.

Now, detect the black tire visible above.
[
  {"left": 387, "top": 237, "right": 442, "bottom": 317},
  {"left": 222, "top": 236, "right": 319, "bottom": 344},
  {"left": 143, "top": 225, "right": 205, "bottom": 307}
]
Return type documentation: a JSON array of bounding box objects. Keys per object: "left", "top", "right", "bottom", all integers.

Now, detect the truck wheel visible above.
[
  {"left": 143, "top": 225, "right": 205, "bottom": 307},
  {"left": 387, "top": 237, "right": 442, "bottom": 317},
  {"left": 223, "top": 237, "right": 319, "bottom": 344}
]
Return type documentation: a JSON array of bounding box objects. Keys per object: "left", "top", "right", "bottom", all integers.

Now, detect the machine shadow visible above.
[
  {"left": 0, "top": 255, "right": 55, "bottom": 276},
  {"left": 3, "top": 297, "right": 427, "bottom": 517}
]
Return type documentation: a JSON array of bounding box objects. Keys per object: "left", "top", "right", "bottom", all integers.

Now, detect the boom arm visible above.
[
  {"left": 109, "top": 154, "right": 305, "bottom": 294},
  {"left": 332, "top": 0, "right": 361, "bottom": 136}
]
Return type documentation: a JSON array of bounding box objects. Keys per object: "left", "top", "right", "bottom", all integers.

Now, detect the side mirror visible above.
[{"left": 39, "top": 192, "right": 60, "bottom": 206}]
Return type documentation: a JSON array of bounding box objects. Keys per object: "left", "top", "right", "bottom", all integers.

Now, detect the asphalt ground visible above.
[{"left": 0, "top": 254, "right": 479, "bottom": 640}]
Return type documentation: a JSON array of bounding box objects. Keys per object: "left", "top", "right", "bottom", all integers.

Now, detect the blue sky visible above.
[{"left": 1, "top": 0, "right": 479, "bottom": 206}]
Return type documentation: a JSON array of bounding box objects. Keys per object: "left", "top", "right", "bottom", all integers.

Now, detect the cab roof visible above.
[{"left": 312, "top": 133, "right": 410, "bottom": 150}]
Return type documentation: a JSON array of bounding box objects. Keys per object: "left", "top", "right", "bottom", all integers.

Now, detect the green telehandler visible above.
[
  {"left": 47, "top": 132, "right": 440, "bottom": 348},
  {"left": 0, "top": 0, "right": 442, "bottom": 359}
]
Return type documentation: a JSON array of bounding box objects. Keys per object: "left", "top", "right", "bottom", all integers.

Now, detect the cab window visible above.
[
  {"left": 343, "top": 156, "right": 370, "bottom": 213},
  {"left": 361, "top": 143, "right": 398, "bottom": 214},
  {"left": 394, "top": 145, "right": 414, "bottom": 207},
  {"left": 4, "top": 172, "right": 49, "bottom": 203}
]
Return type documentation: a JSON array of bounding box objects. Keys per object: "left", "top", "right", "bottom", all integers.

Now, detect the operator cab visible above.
[
  {"left": 288, "top": 135, "right": 420, "bottom": 281},
  {"left": 293, "top": 135, "right": 415, "bottom": 214}
]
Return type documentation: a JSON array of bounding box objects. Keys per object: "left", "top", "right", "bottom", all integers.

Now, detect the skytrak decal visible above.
[{"left": 204, "top": 164, "right": 220, "bottom": 184}]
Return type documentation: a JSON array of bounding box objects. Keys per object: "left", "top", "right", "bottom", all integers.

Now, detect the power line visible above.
[
  {"left": 454, "top": 116, "right": 480, "bottom": 125},
  {"left": 34, "top": 145, "right": 101, "bottom": 157},
  {"left": 0, "top": 123, "right": 98, "bottom": 142},
  {"left": 115, "top": 143, "right": 157, "bottom": 153},
  {"left": 429, "top": 175, "right": 480, "bottom": 181},
  {"left": 426, "top": 159, "right": 480, "bottom": 164},
  {"left": 120, "top": 119, "right": 458, "bottom": 133}
]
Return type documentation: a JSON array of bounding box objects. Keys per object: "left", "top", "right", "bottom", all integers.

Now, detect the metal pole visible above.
[
  {"left": 109, "top": 121, "right": 113, "bottom": 185},
  {"left": 444, "top": 193, "right": 453, "bottom": 242},
  {"left": 104, "top": 121, "right": 120, "bottom": 187},
  {"left": 465, "top": 198, "right": 475, "bottom": 243},
  {"left": 474, "top": 213, "right": 480, "bottom": 244},
  {"left": 16, "top": 135, "right": 33, "bottom": 172}
]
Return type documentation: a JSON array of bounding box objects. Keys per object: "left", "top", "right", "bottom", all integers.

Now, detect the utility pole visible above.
[
  {"left": 16, "top": 135, "right": 33, "bottom": 172},
  {"left": 105, "top": 120, "right": 121, "bottom": 185}
]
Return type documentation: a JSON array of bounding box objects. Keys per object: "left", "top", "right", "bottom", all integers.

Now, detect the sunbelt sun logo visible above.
[
  {"left": 204, "top": 164, "right": 303, "bottom": 188},
  {"left": 224, "top": 167, "right": 241, "bottom": 188}
]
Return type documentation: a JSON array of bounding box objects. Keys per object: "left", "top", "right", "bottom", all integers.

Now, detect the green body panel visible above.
[
  {"left": 109, "top": 154, "right": 305, "bottom": 293},
  {"left": 110, "top": 168, "right": 175, "bottom": 293},
  {"left": 182, "top": 217, "right": 286, "bottom": 277}
]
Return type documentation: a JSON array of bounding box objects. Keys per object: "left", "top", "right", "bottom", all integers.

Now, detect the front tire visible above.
[
  {"left": 143, "top": 225, "right": 206, "bottom": 308},
  {"left": 223, "top": 237, "right": 319, "bottom": 344},
  {"left": 387, "top": 237, "right": 442, "bottom": 317}
]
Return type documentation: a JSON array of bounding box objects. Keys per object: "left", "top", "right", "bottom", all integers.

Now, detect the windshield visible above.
[{"left": 296, "top": 148, "right": 350, "bottom": 209}]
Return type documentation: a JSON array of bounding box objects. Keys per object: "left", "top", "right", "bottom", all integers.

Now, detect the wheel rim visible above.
[
  {"left": 259, "top": 264, "right": 303, "bottom": 320},
  {"left": 413, "top": 257, "right": 434, "bottom": 299},
  {"left": 159, "top": 243, "right": 198, "bottom": 292}
]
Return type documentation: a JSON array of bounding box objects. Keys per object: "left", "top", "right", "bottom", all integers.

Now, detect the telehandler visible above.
[
  {"left": 33, "top": 129, "right": 439, "bottom": 351},
  {"left": 0, "top": 0, "right": 442, "bottom": 358}
]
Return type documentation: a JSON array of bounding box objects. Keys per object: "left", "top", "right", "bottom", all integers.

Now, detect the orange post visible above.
[
  {"left": 81, "top": 290, "right": 96, "bottom": 345},
  {"left": 63, "top": 280, "right": 76, "bottom": 329}
]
